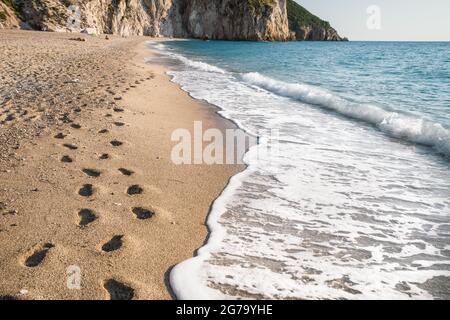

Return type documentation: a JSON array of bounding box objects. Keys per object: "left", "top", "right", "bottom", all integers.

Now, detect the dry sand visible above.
[{"left": 0, "top": 30, "right": 243, "bottom": 300}]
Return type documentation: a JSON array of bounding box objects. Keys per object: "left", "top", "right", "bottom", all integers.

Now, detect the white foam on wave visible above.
[
  {"left": 170, "top": 159, "right": 256, "bottom": 300},
  {"left": 151, "top": 43, "right": 450, "bottom": 157},
  {"left": 150, "top": 41, "right": 227, "bottom": 74},
  {"left": 149, "top": 42, "right": 450, "bottom": 300},
  {"left": 242, "top": 72, "right": 450, "bottom": 157},
  {"left": 172, "top": 52, "right": 227, "bottom": 74}
]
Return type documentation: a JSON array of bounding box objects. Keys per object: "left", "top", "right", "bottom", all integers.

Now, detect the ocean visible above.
[{"left": 150, "top": 40, "right": 450, "bottom": 299}]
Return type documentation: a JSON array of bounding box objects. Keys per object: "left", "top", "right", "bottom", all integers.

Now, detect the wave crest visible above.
[
  {"left": 175, "top": 54, "right": 227, "bottom": 74},
  {"left": 242, "top": 72, "right": 450, "bottom": 157},
  {"left": 150, "top": 42, "right": 227, "bottom": 74}
]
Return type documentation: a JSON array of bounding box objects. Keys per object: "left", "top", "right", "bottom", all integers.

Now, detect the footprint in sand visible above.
[
  {"left": 118, "top": 168, "right": 134, "bottom": 176},
  {"left": 99, "top": 153, "right": 110, "bottom": 160},
  {"left": 113, "top": 122, "right": 125, "bottom": 127},
  {"left": 101, "top": 235, "right": 123, "bottom": 252},
  {"left": 110, "top": 140, "right": 123, "bottom": 147},
  {"left": 78, "top": 209, "right": 97, "bottom": 226},
  {"left": 132, "top": 207, "right": 154, "bottom": 220},
  {"left": 63, "top": 143, "right": 78, "bottom": 150},
  {"left": 78, "top": 184, "right": 94, "bottom": 197},
  {"left": 98, "top": 129, "right": 109, "bottom": 134},
  {"left": 127, "top": 185, "right": 143, "bottom": 196},
  {"left": 82, "top": 168, "right": 101, "bottom": 178},
  {"left": 54, "top": 133, "right": 66, "bottom": 139},
  {"left": 24, "top": 243, "right": 55, "bottom": 267},
  {"left": 113, "top": 107, "right": 124, "bottom": 113},
  {"left": 4, "top": 114, "right": 15, "bottom": 122},
  {"left": 61, "top": 155, "right": 73, "bottom": 163},
  {"left": 60, "top": 114, "right": 72, "bottom": 123},
  {"left": 104, "top": 279, "right": 134, "bottom": 300}
]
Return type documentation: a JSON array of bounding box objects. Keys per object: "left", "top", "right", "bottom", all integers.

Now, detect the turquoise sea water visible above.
[
  {"left": 151, "top": 41, "right": 450, "bottom": 299},
  {"left": 163, "top": 41, "right": 450, "bottom": 129}
]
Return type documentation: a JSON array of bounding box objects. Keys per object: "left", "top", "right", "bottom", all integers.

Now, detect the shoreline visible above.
[
  {"left": 147, "top": 42, "right": 260, "bottom": 299},
  {"left": 0, "top": 30, "right": 243, "bottom": 299},
  {"left": 156, "top": 39, "right": 450, "bottom": 300}
]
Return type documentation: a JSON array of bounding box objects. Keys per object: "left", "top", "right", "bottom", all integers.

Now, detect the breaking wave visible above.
[{"left": 242, "top": 72, "right": 450, "bottom": 157}]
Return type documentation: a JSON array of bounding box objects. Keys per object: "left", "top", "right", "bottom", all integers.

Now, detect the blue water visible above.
[
  {"left": 152, "top": 41, "right": 450, "bottom": 300},
  {"left": 162, "top": 41, "right": 450, "bottom": 128}
]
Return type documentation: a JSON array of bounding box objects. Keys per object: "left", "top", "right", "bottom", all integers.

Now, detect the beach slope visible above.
[{"left": 0, "top": 30, "right": 241, "bottom": 300}]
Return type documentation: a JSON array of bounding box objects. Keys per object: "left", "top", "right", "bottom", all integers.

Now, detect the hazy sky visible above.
[{"left": 296, "top": 0, "right": 450, "bottom": 41}]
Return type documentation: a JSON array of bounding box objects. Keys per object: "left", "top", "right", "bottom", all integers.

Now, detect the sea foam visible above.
[
  {"left": 242, "top": 72, "right": 450, "bottom": 157},
  {"left": 151, "top": 43, "right": 450, "bottom": 158},
  {"left": 150, "top": 41, "right": 450, "bottom": 300}
]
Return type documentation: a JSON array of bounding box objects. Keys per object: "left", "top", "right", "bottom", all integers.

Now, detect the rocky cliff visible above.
[
  {"left": 0, "top": 0, "right": 20, "bottom": 28},
  {"left": 1, "top": 0, "right": 345, "bottom": 41},
  {"left": 177, "top": 0, "right": 290, "bottom": 40},
  {"left": 287, "top": 0, "right": 346, "bottom": 41},
  {"left": 10, "top": 0, "right": 177, "bottom": 35},
  {"left": 1, "top": 0, "right": 290, "bottom": 40}
]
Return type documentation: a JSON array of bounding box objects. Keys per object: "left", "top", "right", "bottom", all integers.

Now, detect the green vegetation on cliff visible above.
[
  {"left": 287, "top": 0, "right": 330, "bottom": 29},
  {"left": 1, "top": 0, "right": 16, "bottom": 8},
  {"left": 286, "top": 0, "right": 345, "bottom": 40},
  {"left": 247, "top": 0, "right": 275, "bottom": 10},
  {"left": 1, "top": 0, "right": 21, "bottom": 19},
  {"left": 1, "top": 1, "right": 13, "bottom": 22}
]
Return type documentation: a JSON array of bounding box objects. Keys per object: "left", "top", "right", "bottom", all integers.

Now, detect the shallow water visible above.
[{"left": 151, "top": 40, "right": 450, "bottom": 299}]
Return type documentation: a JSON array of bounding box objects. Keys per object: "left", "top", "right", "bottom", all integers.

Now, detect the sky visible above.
[{"left": 295, "top": 0, "right": 450, "bottom": 41}]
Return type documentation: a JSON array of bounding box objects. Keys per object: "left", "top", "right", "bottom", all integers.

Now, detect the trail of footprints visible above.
[{"left": 21, "top": 85, "right": 155, "bottom": 299}]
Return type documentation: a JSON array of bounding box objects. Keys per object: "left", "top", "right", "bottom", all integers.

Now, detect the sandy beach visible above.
[{"left": 0, "top": 30, "right": 243, "bottom": 300}]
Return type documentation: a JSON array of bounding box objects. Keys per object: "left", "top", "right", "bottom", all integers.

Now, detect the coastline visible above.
[
  {"left": 157, "top": 40, "right": 450, "bottom": 300},
  {"left": 0, "top": 30, "right": 243, "bottom": 299}
]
